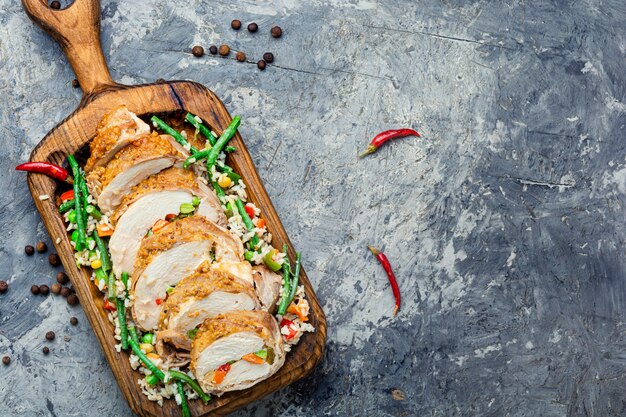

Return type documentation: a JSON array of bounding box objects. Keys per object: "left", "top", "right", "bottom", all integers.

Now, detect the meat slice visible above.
[
  {"left": 108, "top": 167, "right": 226, "bottom": 276},
  {"left": 210, "top": 261, "right": 254, "bottom": 287},
  {"left": 86, "top": 132, "right": 182, "bottom": 212},
  {"left": 156, "top": 264, "right": 260, "bottom": 351},
  {"left": 252, "top": 265, "right": 283, "bottom": 313},
  {"left": 131, "top": 216, "right": 243, "bottom": 331},
  {"left": 190, "top": 310, "right": 285, "bottom": 395},
  {"left": 85, "top": 106, "right": 150, "bottom": 172}
]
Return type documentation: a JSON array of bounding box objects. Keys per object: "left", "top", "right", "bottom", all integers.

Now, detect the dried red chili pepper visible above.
[
  {"left": 368, "top": 246, "right": 401, "bottom": 316},
  {"left": 15, "top": 162, "right": 73, "bottom": 184},
  {"left": 359, "top": 129, "right": 420, "bottom": 157}
]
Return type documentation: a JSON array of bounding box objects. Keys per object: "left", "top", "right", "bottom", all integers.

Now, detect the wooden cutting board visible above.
[{"left": 20, "top": 0, "right": 327, "bottom": 416}]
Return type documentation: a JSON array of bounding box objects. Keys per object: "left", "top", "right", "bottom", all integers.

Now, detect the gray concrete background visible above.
[{"left": 1, "top": 0, "right": 626, "bottom": 416}]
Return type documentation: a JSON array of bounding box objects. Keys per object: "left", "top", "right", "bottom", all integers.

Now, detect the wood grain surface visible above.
[{"left": 21, "top": 0, "right": 326, "bottom": 415}]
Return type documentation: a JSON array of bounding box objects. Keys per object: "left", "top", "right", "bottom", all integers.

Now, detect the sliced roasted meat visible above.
[
  {"left": 190, "top": 310, "right": 285, "bottom": 395},
  {"left": 86, "top": 132, "right": 182, "bottom": 212},
  {"left": 85, "top": 106, "right": 150, "bottom": 172},
  {"left": 108, "top": 167, "right": 226, "bottom": 275},
  {"left": 156, "top": 264, "right": 260, "bottom": 351},
  {"left": 131, "top": 216, "right": 244, "bottom": 331},
  {"left": 210, "top": 261, "right": 254, "bottom": 287},
  {"left": 252, "top": 265, "right": 283, "bottom": 313}
]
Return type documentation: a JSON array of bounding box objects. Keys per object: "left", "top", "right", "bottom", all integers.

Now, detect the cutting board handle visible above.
[{"left": 21, "top": 0, "right": 116, "bottom": 96}]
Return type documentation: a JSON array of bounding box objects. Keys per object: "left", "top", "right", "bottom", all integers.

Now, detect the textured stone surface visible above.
[{"left": 1, "top": 0, "right": 626, "bottom": 416}]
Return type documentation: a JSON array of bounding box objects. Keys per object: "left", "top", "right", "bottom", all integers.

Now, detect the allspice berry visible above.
[
  {"left": 191, "top": 45, "right": 204, "bottom": 57},
  {"left": 2, "top": 356, "right": 10, "bottom": 365},
  {"left": 60, "top": 287, "right": 70, "bottom": 298},
  {"left": 218, "top": 44, "right": 231, "bottom": 56},
  {"left": 36, "top": 241, "right": 47, "bottom": 253},
  {"left": 263, "top": 52, "right": 274, "bottom": 63},
  {"left": 48, "top": 253, "right": 61, "bottom": 267},
  {"left": 257, "top": 60, "right": 267, "bottom": 71},
  {"left": 67, "top": 294, "right": 79, "bottom": 306},
  {"left": 56, "top": 272, "right": 69, "bottom": 285},
  {"left": 236, "top": 51, "right": 246, "bottom": 62},
  {"left": 0, "top": 281, "right": 8, "bottom": 294},
  {"left": 209, "top": 45, "right": 218, "bottom": 55},
  {"left": 39, "top": 285, "right": 50, "bottom": 296},
  {"left": 271, "top": 26, "right": 283, "bottom": 38},
  {"left": 231, "top": 19, "right": 242, "bottom": 30},
  {"left": 31, "top": 285, "right": 40, "bottom": 295},
  {"left": 45, "top": 331, "right": 55, "bottom": 341},
  {"left": 43, "top": 347, "right": 50, "bottom": 355},
  {"left": 50, "top": 1, "right": 61, "bottom": 10},
  {"left": 70, "top": 317, "right": 78, "bottom": 326},
  {"left": 51, "top": 283, "right": 62, "bottom": 294},
  {"left": 247, "top": 22, "right": 258, "bottom": 33},
  {"left": 25, "top": 245, "right": 35, "bottom": 256}
]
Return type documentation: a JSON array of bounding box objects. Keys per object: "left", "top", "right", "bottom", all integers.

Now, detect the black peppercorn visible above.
[
  {"left": 31, "top": 285, "right": 40, "bottom": 295},
  {"left": 271, "top": 26, "right": 283, "bottom": 38},
  {"left": 67, "top": 294, "right": 79, "bottom": 306},
  {"left": 56, "top": 272, "right": 69, "bottom": 285},
  {"left": 70, "top": 317, "right": 78, "bottom": 326},
  {"left": 0, "top": 281, "right": 7, "bottom": 294},
  {"left": 45, "top": 331, "right": 55, "bottom": 341},
  {"left": 36, "top": 241, "right": 47, "bottom": 253},
  {"left": 25, "top": 245, "right": 35, "bottom": 256},
  {"left": 247, "top": 22, "right": 258, "bottom": 33},
  {"left": 2, "top": 356, "right": 10, "bottom": 365},
  {"left": 209, "top": 45, "right": 218, "bottom": 55},
  {"left": 263, "top": 52, "right": 274, "bottom": 63},
  {"left": 43, "top": 347, "right": 50, "bottom": 355},
  {"left": 257, "top": 60, "right": 267, "bottom": 70},
  {"left": 39, "top": 285, "right": 50, "bottom": 296},
  {"left": 231, "top": 19, "right": 242, "bottom": 30},
  {"left": 191, "top": 45, "right": 204, "bottom": 57},
  {"left": 50, "top": 1, "right": 60, "bottom": 10},
  {"left": 48, "top": 253, "right": 61, "bottom": 267}
]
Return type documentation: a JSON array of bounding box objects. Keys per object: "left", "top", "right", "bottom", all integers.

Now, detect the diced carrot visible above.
[
  {"left": 146, "top": 353, "right": 160, "bottom": 361},
  {"left": 97, "top": 223, "right": 114, "bottom": 237},
  {"left": 287, "top": 303, "right": 309, "bottom": 322},
  {"left": 103, "top": 299, "right": 116, "bottom": 312},
  {"left": 60, "top": 189, "right": 74, "bottom": 202},
  {"left": 242, "top": 353, "right": 265, "bottom": 364},
  {"left": 256, "top": 218, "right": 265, "bottom": 229},
  {"left": 151, "top": 219, "right": 169, "bottom": 234},
  {"left": 212, "top": 363, "right": 231, "bottom": 384}
]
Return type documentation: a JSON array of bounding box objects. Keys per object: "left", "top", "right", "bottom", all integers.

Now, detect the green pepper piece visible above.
[
  {"left": 263, "top": 249, "right": 282, "bottom": 272},
  {"left": 179, "top": 203, "right": 195, "bottom": 214}
]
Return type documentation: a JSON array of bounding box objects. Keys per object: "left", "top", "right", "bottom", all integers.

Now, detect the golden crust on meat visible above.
[
  {"left": 132, "top": 216, "right": 243, "bottom": 280},
  {"left": 85, "top": 105, "right": 148, "bottom": 171},
  {"left": 110, "top": 167, "right": 200, "bottom": 226},
  {"left": 158, "top": 263, "right": 259, "bottom": 329},
  {"left": 86, "top": 132, "right": 179, "bottom": 194},
  {"left": 190, "top": 310, "right": 278, "bottom": 358}
]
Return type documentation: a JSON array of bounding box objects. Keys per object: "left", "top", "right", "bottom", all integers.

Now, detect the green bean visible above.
[
  {"left": 86, "top": 205, "right": 102, "bottom": 220},
  {"left": 168, "top": 370, "right": 211, "bottom": 403},
  {"left": 183, "top": 148, "right": 211, "bottom": 169},
  {"left": 176, "top": 381, "right": 191, "bottom": 417},
  {"left": 121, "top": 272, "right": 129, "bottom": 290},
  {"left": 219, "top": 164, "right": 241, "bottom": 182},
  {"left": 128, "top": 327, "right": 165, "bottom": 380},
  {"left": 116, "top": 297, "right": 128, "bottom": 350},
  {"left": 58, "top": 199, "right": 74, "bottom": 213},
  {"left": 277, "top": 245, "right": 292, "bottom": 315},
  {"left": 129, "top": 324, "right": 141, "bottom": 346},
  {"left": 145, "top": 374, "right": 160, "bottom": 386},
  {"left": 185, "top": 113, "right": 217, "bottom": 145},
  {"left": 206, "top": 116, "right": 240, "bottom": 172},
  {"left": 235, "top": 198, "right": 260, "bottom": 250},
  {"left": 66, "top": 155, "right": 86, "bottom": 251},
  {"left": 107, "top": 271, "right": 116, "bottom": 301},
  {"left": 288, "top": 252, "right": 302, "bottom": 305},
  {"left": 151, "top": 116, "right": 199, "bottom": 154},
  {"left": 225, "top": 145, "right": 236, "bottom": 153},
  {"left": 93, "top": 232, "right": 111, "bottom": 273}
]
